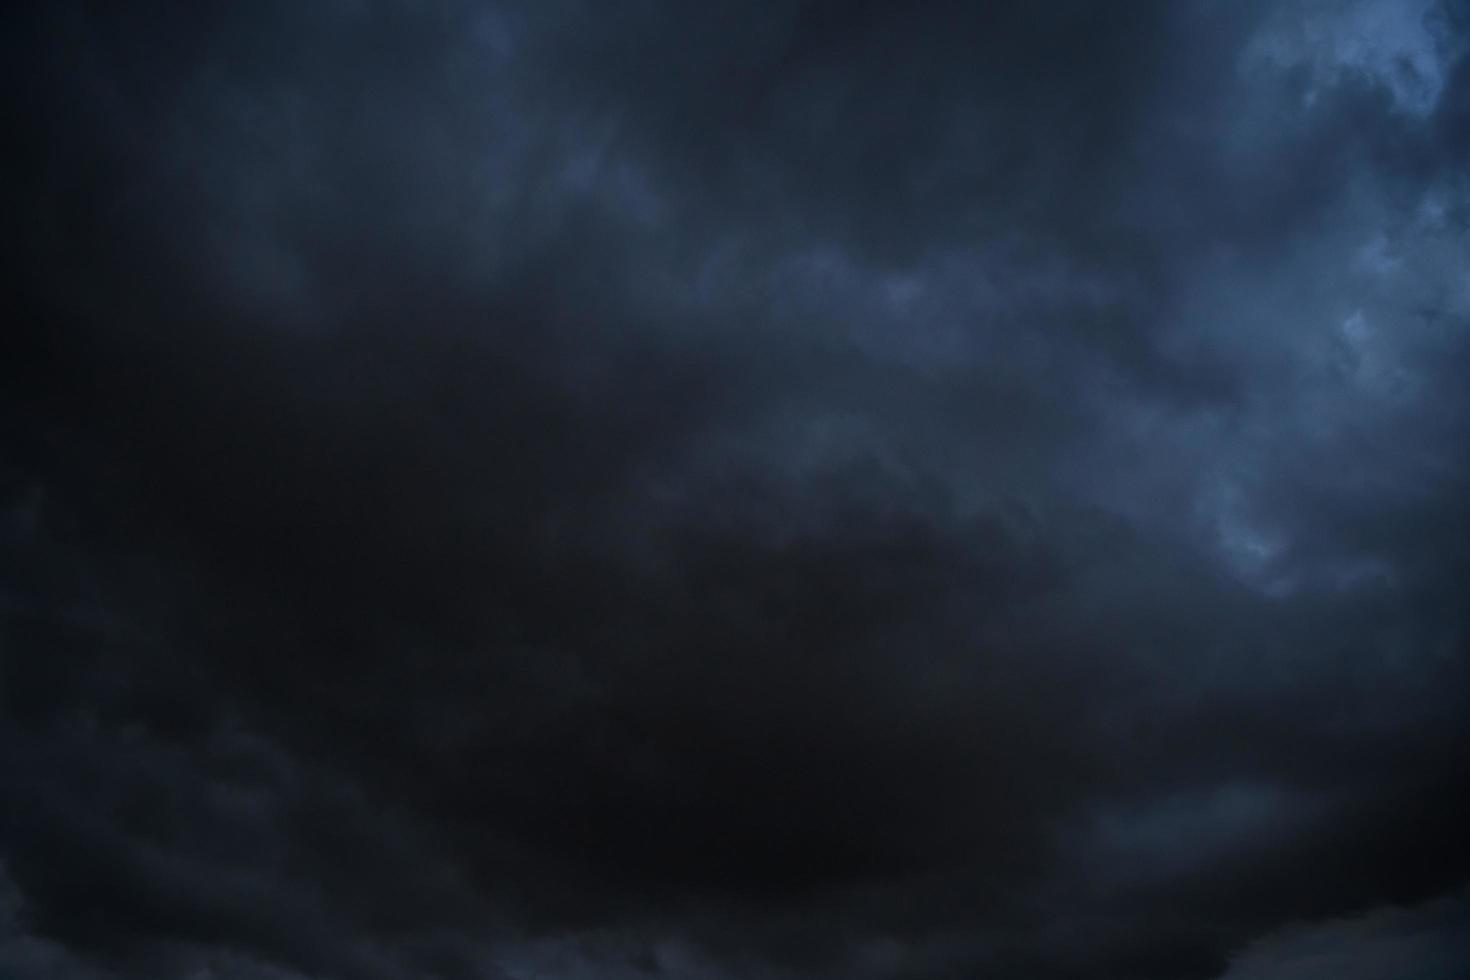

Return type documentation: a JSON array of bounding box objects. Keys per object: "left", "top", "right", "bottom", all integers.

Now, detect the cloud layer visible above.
[{"left": 3, "top": 1, "right": 1468, "bottom": 977}]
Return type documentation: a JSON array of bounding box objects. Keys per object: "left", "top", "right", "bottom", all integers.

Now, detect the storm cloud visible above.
[{"left": 2, "top": 1, "right": 1468, "bottom": 978}]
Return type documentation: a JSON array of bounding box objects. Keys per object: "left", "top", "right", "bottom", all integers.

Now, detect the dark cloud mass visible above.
[{"left": 3, "top": 1, "right": 1469, "bottom": 977}]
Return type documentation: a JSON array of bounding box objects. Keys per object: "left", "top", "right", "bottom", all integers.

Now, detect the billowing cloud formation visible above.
[{"left": 2, "top": 1, "right": 1468, "bottom": 978}]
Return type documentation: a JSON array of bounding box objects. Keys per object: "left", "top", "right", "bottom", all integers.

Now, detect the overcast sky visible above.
[{"left": 2, "top": 2, "right": 1468, "bottom": 978}]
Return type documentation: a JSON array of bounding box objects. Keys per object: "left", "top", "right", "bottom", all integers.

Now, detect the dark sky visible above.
[{"left": 2, "top": 2, "right": 1469, "bottom": 978}]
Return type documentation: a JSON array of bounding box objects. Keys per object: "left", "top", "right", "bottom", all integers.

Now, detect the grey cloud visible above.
[
  {"left": 1221, "top": 890, "right": 1470, "bottom": 980},
  {"left": 2, "top": 0, "right": 1468, "bottom": 978}
]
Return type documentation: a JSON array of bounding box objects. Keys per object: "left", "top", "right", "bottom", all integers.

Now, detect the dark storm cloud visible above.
[{"left": 3, "top": 1, "right": 1468, "bottom": 978}]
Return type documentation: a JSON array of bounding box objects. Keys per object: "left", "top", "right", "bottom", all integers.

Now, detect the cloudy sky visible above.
[{"left": 2, "top": 2, "right": 1468, "bottom": 978}]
